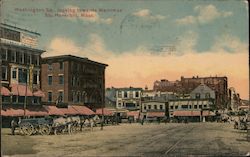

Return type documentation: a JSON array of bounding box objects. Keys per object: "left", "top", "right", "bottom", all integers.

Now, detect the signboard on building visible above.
[{"left": 20, "top": 32, "right": 38, "bottom": 48}]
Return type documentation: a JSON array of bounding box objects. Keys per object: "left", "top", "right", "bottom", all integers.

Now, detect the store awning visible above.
[
  {"left": 71, "top": 105, "right": 95, "bottom": 115},
  {"left": 1, "top": 87, "right": 11, "bottom": 96},
  {"left": 10, "top": 84, "right": 33, "bottom": 96},
  {"left": 44, "top": 105, "right": 64, "bottom": 116},
  {"left": 57, "top": 106, "right": 80, "bottom": 115},
  {"left": 95, "top": 108, "right": 113, "bottom": 116},
  {"left": 147, "top": 112, "right": 165, "bottom": 118},
  {"left": 173, "top": 110, "right": 213, "bottom": 117},
  {"left": 26, "top": 106, "right": 49, "bottom": 116},
  {"left": 33, "top": 90, "right": 45, "bottom": 97},
  {"left": 2, "top": 107, "right": 25, "bottom": 117},
  {"left": 127, "top": 111, "right": 140, "bottom": 119}
]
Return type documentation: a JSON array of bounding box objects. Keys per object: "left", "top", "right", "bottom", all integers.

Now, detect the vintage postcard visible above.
[{"left": 0, "top": 0, "right": 249, "bottom": 156}]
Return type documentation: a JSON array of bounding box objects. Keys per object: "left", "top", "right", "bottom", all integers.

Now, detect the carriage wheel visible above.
[
  {"left": 20, "top": 123, "right": 34, "bottom": 136},
  {"left": 39, "top": 124, "right": 51, "bottom": 135}
]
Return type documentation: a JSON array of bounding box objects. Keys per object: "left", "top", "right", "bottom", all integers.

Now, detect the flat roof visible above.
[{"left": 42, "top": 54, "right": 108, "bottom": 67}]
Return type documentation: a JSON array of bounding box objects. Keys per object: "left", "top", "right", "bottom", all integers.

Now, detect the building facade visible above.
[
  {"left": 169, "top": 99, "right": 215, "bottom": 122},
  {"left": 116, "top": 87, "right": 142, "bottom": 110},
  {"left": 41, "top": 55, "right": 107, "bottom": 109},
  {"left": 0, "top": 23, "right": 45, "bottom": 105},
  {"left": 153, "top": 76, "right": 228, "bottom": 109}
]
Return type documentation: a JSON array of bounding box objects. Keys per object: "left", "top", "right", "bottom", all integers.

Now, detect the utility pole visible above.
[
  {"left": 101, "top": 70, "right": 105, "bottom": 130},
  {"left": 0, "top": 47, "right": 3, "bottom": 156}
]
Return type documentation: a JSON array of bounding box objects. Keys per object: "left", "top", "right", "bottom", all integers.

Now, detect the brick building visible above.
[
  {"left": 153, "top": 76, "right": 228, "bottom": 109},
  {"left": 0, "top": 23, "right": 45, "bottom": 105},
  {"left": 41, "top": 55, "right": 107, "bottom": 109}
]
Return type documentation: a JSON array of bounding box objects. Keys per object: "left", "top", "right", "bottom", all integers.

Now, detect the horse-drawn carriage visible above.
[
  {"left": 19, "top": 117, "right": 53, "bottom": 136},
  {"left": 18, "top": 115, "right": 100, "bottom": 136}
]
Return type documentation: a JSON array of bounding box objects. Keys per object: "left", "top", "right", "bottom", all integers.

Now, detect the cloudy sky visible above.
[{"left": 1, "top": 0, "right": 249, "bottom": 99}]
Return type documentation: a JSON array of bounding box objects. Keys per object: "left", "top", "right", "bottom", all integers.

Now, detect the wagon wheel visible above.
[
  {"left": 39, "top": 124, "right": 51, "bottom": 135},
  {"left": 20, "top": 123, "right": 34, "bottom": 136}
]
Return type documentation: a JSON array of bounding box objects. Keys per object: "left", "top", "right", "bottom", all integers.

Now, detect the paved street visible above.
[{"left": 2, "top": 122, "right": 250, "bottom": 157}]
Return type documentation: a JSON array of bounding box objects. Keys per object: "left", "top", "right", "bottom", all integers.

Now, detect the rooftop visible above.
[{"left": 42, "top": 55, "right": 108, "bottom": 67}]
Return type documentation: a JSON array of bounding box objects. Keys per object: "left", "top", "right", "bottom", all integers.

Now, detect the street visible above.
[{"left": 2, "top": 122, "right": 250, "bottom": 157}]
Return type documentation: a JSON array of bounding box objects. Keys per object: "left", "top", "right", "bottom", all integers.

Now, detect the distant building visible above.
[
  {"left": 41, "top": 55, "right": 107, "bottom": 109},
  {"left": 105, "top": 87, "right": 117, "bottom": 108},
  {"left": 0, "top": 23, "right": 45, "bottom": 105},
  {"left": 169, "top": 99, "right": 215, "bottom": 122},
  {"left": 116, "top": 87, "right": 142, "bottom": 110},
  {"left": 190, "top": 84, "right": 215, "bottom": 99},
  {"left": 153, "top": 76, "right": 228, "bottom": 109},
  {"left": 141, "top": 100, "right": 167, "bottom": 119},
  {"left": 228, "top": 87, "right": 241, "bottom": 111}
]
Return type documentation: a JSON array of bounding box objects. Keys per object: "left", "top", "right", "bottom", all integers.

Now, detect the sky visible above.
[{"left": 1, "top": 0, "right": 249, "bottom": 99}]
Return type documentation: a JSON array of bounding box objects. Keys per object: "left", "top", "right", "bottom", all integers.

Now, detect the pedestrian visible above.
[
  {"left": 141, "top": 117, "right": 144, "bottom": 125},
  {"left": 90, "top": 118, "right": 94, "bottom": 131},
  {"left": 10, "top": 119, "right": 17, "bottom": 135}
]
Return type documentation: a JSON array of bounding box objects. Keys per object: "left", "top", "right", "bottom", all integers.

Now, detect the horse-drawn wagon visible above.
[{"left": 19, "top": 117, "right": 53, "bottom": 136}]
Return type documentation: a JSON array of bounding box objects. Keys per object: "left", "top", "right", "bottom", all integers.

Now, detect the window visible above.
[
  {"left": 58, "top": 91, "right": 64, "bottom": 102},
  {"left": 59, "top": 75, "right": 64, "bottom": 84},
  {"left": 189, "top": 105, "right": 192, "bottom": 109},
  {"left": 205, "top": 93, "right": 210, "bottom": 98},
  {"left": 48, "top": 92, "right": 52, "bottom": 102},
  {"left": 170, "top": 106, "right": 173, "bottom": 109},
  {"left": 204, "top": 105, "right": 207, "bottom": 108},
  {"left": 19, "top": 52, "right": 24, "bottom": 63},
  {"left": 144, "top": 105, "right": 146, "bottom": 110},
  {"left": 27, "top": 54, "right": 31, "bottom": 64},
  {"left": 124, "top": 92, "right": 128, "bottom": 98},
  {"left": 175, "top": 105, "right": 178, "bottom": 109},
  {"left": 1, "top": 49, "right": 7, "bottom": 60},
  {"left": 33, "top": 97, "right": 38, "bottom": 104},
  {"left": 199, "top": 105, "right": 202, "bottom": 109},
  {"left": 194, "top": 105, "right": 197, "bottom": 109},
  {"left": 181, "top": 105, "right": 188, "bottom": 109},
  {"left": 11, "top": 51, "right": 16, "bottom": 62},
  {"left": 48, "top": 63, "right": 52, "bottom": 70},
  {"left": 195, "top": 93, "right": 200, "bottom": 99},
  {"left": 118, "top": 103, "right": 122, "bottom": 107},
  {"left": 72, "top": 76, "right": 77, "bottom": 86},
  {"left": 48, "top": 76, "right": 52, "bottom": 85},
  {"left": 148, "top": 105, "right": 151, "bottom": 110},
  {"left": 59, "top": 62, "right": 64, "bottom": 70},
  {"left": 160, "top": 105, "right": 163, "bottom": 110},
  {"left": 77, "top": 92, "right": 80, "bottom": 102},
  {"left": 18, "top": 96, "right": 25, "bottom": 103},
  {"left": 18, "top": 68, "right": 27, "bottom": 83},
  {"left": 33, "top": 70, "right": 38, "bottom": 84},
  {"left": 12, "top": 68, "right": 17, "bottom": 79},
  {"left": 1, "top": 66, "right": 7, "bottom": 80},
  {"left": 135, "top": 91, "right": 139, "bottom": 97},
  {"left": 129, "top": 92, "right": 133, "bottom": 98},
  {"left": 154, "top": 105, "right": 157, "bottom": 110},
  {"left": 118, "top": 91, "right": 122, "bottom": 98}
]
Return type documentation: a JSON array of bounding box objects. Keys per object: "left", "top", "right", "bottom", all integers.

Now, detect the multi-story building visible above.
[
  {"left": 141, "top": 100, "right": 167, "bottom": 119},
  {"left": 169, "top": 99, "right": 215, "bottom": 122},
  {"left": 41, "top": 55, "right": 107, "bottom": 109},
  {"left": 153, "top": 76, "right": 228, "bottom": 109},
  {"left": 116, "top": 87, "right": 142, "bottom": 110},
  {"left": 0, "top": 23, "right": 45, "bottom": 105}
]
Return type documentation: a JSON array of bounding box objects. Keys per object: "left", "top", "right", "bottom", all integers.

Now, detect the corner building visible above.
[{"left": 41, "top": 55, "right": 107, "bottom": 109}]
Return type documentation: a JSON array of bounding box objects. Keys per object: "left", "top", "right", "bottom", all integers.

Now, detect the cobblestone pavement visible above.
[{"left": 2, "top": 122, "right": 250, "bottom": 156}]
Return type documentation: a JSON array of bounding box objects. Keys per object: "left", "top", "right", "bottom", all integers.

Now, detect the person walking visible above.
[
  {"left": 10, "top": 119, "right": 17, "bottom": 135},
  {"left": 141, "top": 117, "right": 144, "bottom": 125}
]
